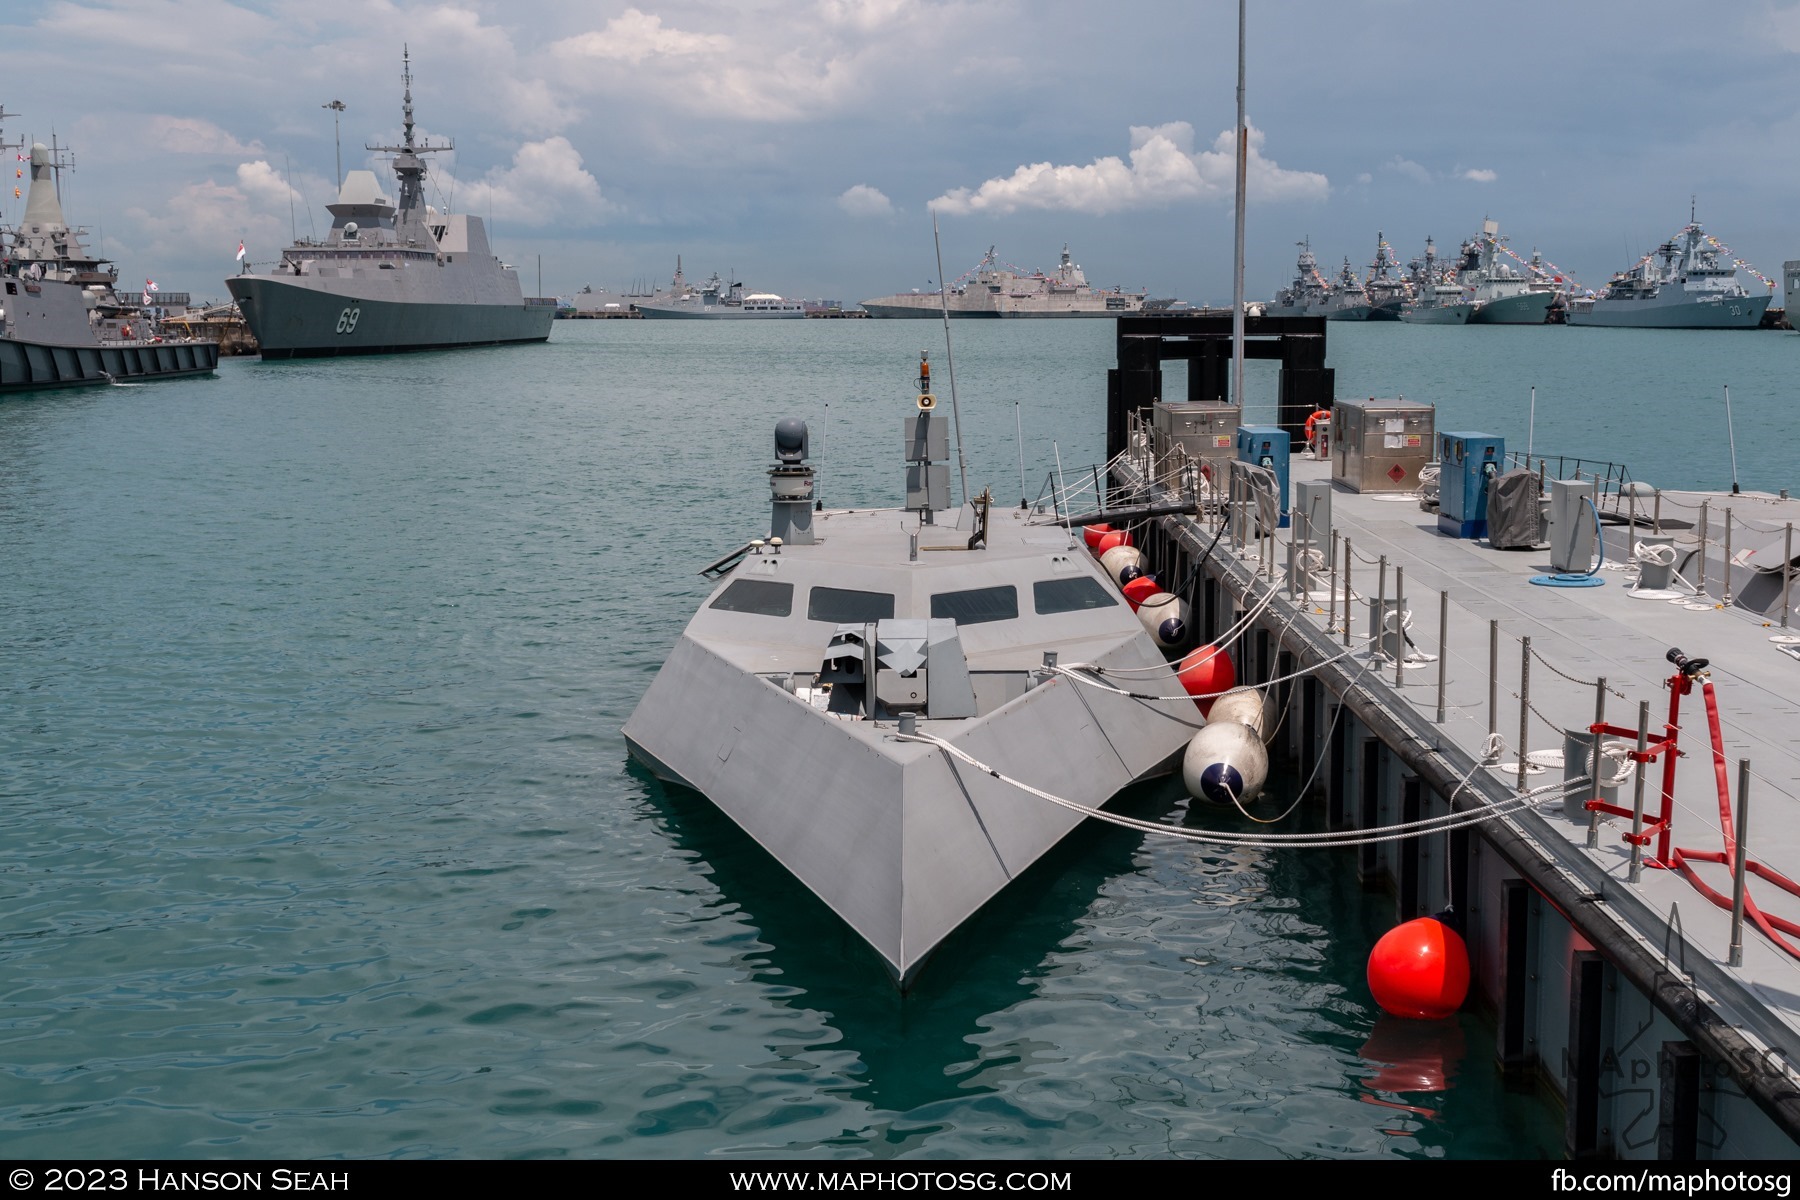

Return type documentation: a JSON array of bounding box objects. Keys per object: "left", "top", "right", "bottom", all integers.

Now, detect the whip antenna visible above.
[{"left": 932, "top": 211, "right": 970, "bottom": 509}]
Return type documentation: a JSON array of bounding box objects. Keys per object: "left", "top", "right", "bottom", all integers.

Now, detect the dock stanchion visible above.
[
  {"left": 1394, "top": 567, "right": 1406, "bottom": 688},
  {"left": 1436, "top": 589, "right": 1448, "bottom": 724},
  {"left": 1287, "top": 508, "right": 1301, "bottom": 599},
  {"left": 1517, "top": 636, "right": 1531, "bottom": 794},
  {"left": 1343, "top": 541, "right": 1352, "bottom": 648},
  {"left": 1698, "top": 501, "right": 1709, "bottom": 593},
  {"left": 1654, "top": 488, "right": 1663, "bottom": 535},
  {"left": 1723, "top": 509, "right": 1734, "bottom": 607},
  {"left": 1785, "top": 523, "right": 1793, "bottom": 629},
  {"left": 1327, "top": 532, "right": 1339, "bottom": 634},
  {"left": 1729, "top": 759, "right": 1751, "bottom": 968},
  {"left": 1488, "top": 620, "right": 1500, "bottom": 756},
  {"left": 1375, "top": 556, "right": 1387, "bottom": 665},
  {"left": 1587, "top": 677, "right": 1607, "bottom": 848},
  {"left": 1628, "top": 701, "right": 1650, "bottom": 884}
]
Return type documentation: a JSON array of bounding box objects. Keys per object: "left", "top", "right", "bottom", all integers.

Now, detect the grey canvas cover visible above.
[{"left": 1486, "top": 468, "right": 1542, "bottom": 549}]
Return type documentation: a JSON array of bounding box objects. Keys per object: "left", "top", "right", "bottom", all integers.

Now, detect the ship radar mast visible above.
[{"left": 364, "top": 46, "right": 453, "bottom": 221}]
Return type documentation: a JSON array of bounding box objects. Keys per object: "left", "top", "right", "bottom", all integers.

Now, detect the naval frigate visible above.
[
  {"left": 2, "top": 113, "right": 219, "bottom": 394},
  {"left": 227, "top": 51, "right": 554, "bottom": 358},
  {"left": 860, "top": 245, "right": 1148, "bottom": 318},
  {"left": 1455, "top": 219, "right": 1554, "bottom": 325},
  {"left": 622, "top": 361, "right": 1198, "bottom": 984},
  {"left": 1567, "top": 210, "right": 1772, "bottom": 329}
]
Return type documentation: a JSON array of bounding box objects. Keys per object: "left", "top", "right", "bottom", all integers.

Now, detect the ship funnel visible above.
[{"left": 769, "top": 419, "right": 815, "bottom": 544}]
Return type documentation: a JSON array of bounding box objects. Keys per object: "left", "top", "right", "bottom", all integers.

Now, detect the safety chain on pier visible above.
[{"left": 1527, "top": 642, "right": 1629, "bottom": 700}]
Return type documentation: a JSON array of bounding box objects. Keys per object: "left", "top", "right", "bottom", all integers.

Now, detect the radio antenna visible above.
[{"left": 931, "top": 210, "right": 970, "bottom": 509}]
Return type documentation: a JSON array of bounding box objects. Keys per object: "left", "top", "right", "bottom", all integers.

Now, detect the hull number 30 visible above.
[{"left": 335, "top": 307, "right": 362, "bottom": 334}]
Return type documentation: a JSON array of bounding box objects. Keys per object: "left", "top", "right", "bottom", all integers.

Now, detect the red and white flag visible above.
[{"left": 236, "top": 241, "right": 246, "bottom": 262}]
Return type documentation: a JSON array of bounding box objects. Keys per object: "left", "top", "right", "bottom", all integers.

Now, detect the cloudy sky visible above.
[{"left": 5, "top": 0, "right": 1799, "bottom": 305}]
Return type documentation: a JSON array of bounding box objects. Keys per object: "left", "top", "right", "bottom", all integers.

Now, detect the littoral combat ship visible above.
[
  {"left": 227, "top": 51, "right": 554, "bottom": 358},
  {"left": 860, "top": 245, "right": 1148, "bottom": 318},
  {"left": 2, "top": 111, "right": 218, "bottom": 394}
]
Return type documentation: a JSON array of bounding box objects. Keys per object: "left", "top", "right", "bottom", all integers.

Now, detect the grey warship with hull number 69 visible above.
[
  {"left": 227, "top": 52, "right": 554, "bottom": 359},
  {"left": 2, "top": 110, "right": 218, "bottom": 395}
]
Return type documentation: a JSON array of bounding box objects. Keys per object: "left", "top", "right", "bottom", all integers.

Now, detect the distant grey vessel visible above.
[
  {"left": 227, "top": 52, "right": 554, "bottom": 358},
  {"left": 1268, "top": 240, "right": 1371, "bottom": 320},
  {"left": 622, "top": 364, "right": 1197, "bottom": 983},
  {"left": 1456, "top": 219, "right": 1554, "bottom": 325},
  {"left": 2, "top": 116, "right": 218, "bottom": 394},
  {"left": 860, "top": 245, "right": 1148, "bottom": 318},
  {"left": 634, "top": 263, "right": 805, "bottom": 319},
  {"left": 1568, "top": 211, "right": 1772, "bottom": 329},
  {"left": 1363, "top": 231, "right": 1410, "bottom": 320},
  {"left": 1398, "top": 236, "right": 1474, "bottom": 324}
]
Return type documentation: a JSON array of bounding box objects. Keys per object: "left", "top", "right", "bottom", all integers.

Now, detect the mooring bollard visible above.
[
  {"left": 1517, "top": 636, "right": 1531, "bottom": 794},
  {"left": 1436, "top": 589, "right": 1448, "bottom": 724},
  {"left": 1730, "top": 759, "right": 1751, "bottom": 968},
  {"left": 1629, "top": 701, "right": 1650, "bottom": 884}
]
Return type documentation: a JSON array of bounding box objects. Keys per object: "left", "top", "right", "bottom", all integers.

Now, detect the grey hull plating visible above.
[
  {"left": 1468, "top": 290, "right": 1554, "bottom": 325},
  {"left": 229, "top": 277, "right": 552, "bottom": 358},
  {"left": 1568, "top": 292, "right": 1771, "bottom": 329},
  {"left": 1, "top": 335, "right": 217, "bottom": 393}
]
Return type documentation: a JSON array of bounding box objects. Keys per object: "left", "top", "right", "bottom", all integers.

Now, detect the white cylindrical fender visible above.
[
  {"left": 1206, "top": 686, "right": 1277, "bottom": 739},
  {"left": 1136, "top": 591, "right": 1189, "bottom": 649},
  {"left": 1181, "top": 720, "right": 1269, "bottom": 805},
  {"left": 1099, "top": 544, "right": 1144, "bottom": 585}
]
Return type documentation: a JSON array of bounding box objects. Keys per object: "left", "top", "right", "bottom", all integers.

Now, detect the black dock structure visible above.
[
  {"left": 1107, "top": 313, "right": 1333, "bottom": 459},
  {"left": 1089, "top": 324, "right": 1800, "bottom": 1159}
]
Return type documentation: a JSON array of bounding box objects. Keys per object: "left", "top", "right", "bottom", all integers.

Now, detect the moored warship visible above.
[
  {"left": 1568, "top": 209, "right": 1772, "bottom": 329},
  {"left": 226, "top": 51, "right": 554, "bottom": 358},
  {"left": 1363, "top": 231, "right": 1410, "bottom": 320},
  {"left": 1456, "top": 219, "right": 1554, "bottom": 325},
  {"left": 860, "top": 245, "right": 1147, "bottom": 318},
  {"left": 1398, "top": 236, "right": 1474, "bottom": 324},
  {"left": 1, "top": 113, "right": 219, "bottom": 394}
]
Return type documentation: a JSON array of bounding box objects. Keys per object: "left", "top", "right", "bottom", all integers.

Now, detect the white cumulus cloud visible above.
[
  {"left": 1462, "top": 168, "right": 1498, "bottom": 183},
  {"left": 930, "top": 122, "right": 1327, "bottom": 216},
  {"left": 454, "top": 137, "right": 613, "bottom": 228},
  {"left": 837, "top": 184, "right": 893, "bottom": 217},
  {"left": 1384, "top": 156, "right": 1432, "bottom": 185},
  {"left": 147, "top": 116, "right": 265, "bottom": 156}
]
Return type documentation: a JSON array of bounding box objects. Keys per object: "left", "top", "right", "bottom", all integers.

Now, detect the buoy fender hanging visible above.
[
  {"left": 1082, "top": 523, "right": 1113, "bottom": 551},
  {"left": 1181, "top": 720, "right": 1268, "bottom": 805},
  {"left": 1177, "top": 645, "right": 1235, "bottom": 716},
  {"left": 1099, "top": 544, "right": 1144, "bottom": 585},
  {"left": 1136, "top": 592, "right": 1189, "bottom": 649},
  {"left": 1367, "top": 917, "right": 1470, "bottom": 1020}
]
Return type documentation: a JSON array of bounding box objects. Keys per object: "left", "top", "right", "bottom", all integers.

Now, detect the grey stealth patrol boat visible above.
[
  {"left": 623, "top": 360, "right": 1200, "bottom": 985},
  {"left": 227, "top": 50, "right": 554, "bottom": 359}
]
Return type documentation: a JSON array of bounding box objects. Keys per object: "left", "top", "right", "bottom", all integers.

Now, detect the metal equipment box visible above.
[
  {"left": 1438, "top": 431, "right": 1506, "bottom": 539},
  {"left": 1235, "top": 425, "right": 1290, "bottom": 527},
  {"left": 1331, "top": 396, "right": 1435, "bottom": 493},
  {"left": 1152, "top": 401, "right": 1239, "bottom": 488}
]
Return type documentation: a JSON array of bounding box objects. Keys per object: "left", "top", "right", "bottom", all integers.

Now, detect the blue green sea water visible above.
[{"left": 3, "top": 319, "right": 1793, "bottom": 1159}]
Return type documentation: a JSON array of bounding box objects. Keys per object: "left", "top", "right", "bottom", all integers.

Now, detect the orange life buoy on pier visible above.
[{"left": 1304, "top": 409, "right": 1332, "bottom": 442}]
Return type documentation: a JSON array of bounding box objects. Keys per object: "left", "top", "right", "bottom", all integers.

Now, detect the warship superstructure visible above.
[
  {"left": 1456, "top": 219, "right": 1554, "bottom": 325},
  {"left": 1398, "top": 236, "right": 1474, "bottom": 324},
  {"left": 1, "top": 115, "right": 218, "bottom": 394},
  {"left": 1363, "top": 231, "right": 1410, "bottom": 320},
  {"left": 1568, "top": 211, "right": 1772, "bottom": 329},
  {"left": 226, "top": 52, "right": 554, "bottom": 358},
  {"left": 635, "top": 269, "right": 805, "bottom": 319},
  {"left": 860, "top": 245, "right": 1147, "bottom": 318},
  {"left": 622, "top": 364, "right": 1198, "bottom": 983},
  {"left": 1266, "top": 238, "right": 1327, "bottom": 317}
]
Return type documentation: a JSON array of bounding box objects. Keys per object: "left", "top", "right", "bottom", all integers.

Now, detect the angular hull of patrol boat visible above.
[{"left": 624, "top": 604, "right": 1194, "bottom": 985}]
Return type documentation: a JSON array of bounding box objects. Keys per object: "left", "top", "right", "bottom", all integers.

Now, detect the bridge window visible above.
[
  {"left": 1033, "top": 577, "right": 1118, "bottom": 614},
  {"left": 709, "top": 578, "right": 793, "bottom": 617},
  {"left": 807, "top": 586, "right": 895, "bottom": 624},
  {"left": 931, "top": 585, "right": 1017, "bottom": 625}
]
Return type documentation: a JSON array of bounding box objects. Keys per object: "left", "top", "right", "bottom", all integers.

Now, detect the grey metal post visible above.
[
  {"left": 1729, "top": 759, "right": 1751, "bottom": 968},
  {"left": 1375, "top": 556, "right": 1387, "bottom": 664},
  {"left": 1488, "top": 619, "right": 1499, "bottom": 751},
  {"left": 1287, "top": 507, "right": 1301, "bottom": 599},
  {"left": 1343, "top": 540, "right": 1352, "bottom": 648},
  {"left": 1723, "top": 509, "right": 1734, "bottom": 607},
  {"left": 1629, "top": 701, "right": 1650, "bottom": 883},
  {"left": 1394, "top": 566, "right": 1406, "bottom": 687},
  {"left": 1785, "top": 523, "right": 1794, "bottom": 629},
  {"left": 1698, "top": 500, "right": 1709, "bottom": 592},
  {"left": 1587, "top": 678, "right": 1607, "bottom": 848},
  {"left": 1653, "top": 488, "right": 1663, "bottom": 535},
  {"left": 1327, "top": 531, "right": 1338, "bottom": 634},
  {"left": 1517, "top": 636, "right": 1532, "bottom": 793},
  {"left": 1436, "top": 589, "right": 1448, "bottom": 724}
]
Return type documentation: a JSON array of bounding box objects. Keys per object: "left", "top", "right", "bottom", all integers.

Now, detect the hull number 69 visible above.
[{"left": 335, "top": 307, "right": 362, "bottom": 334}]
